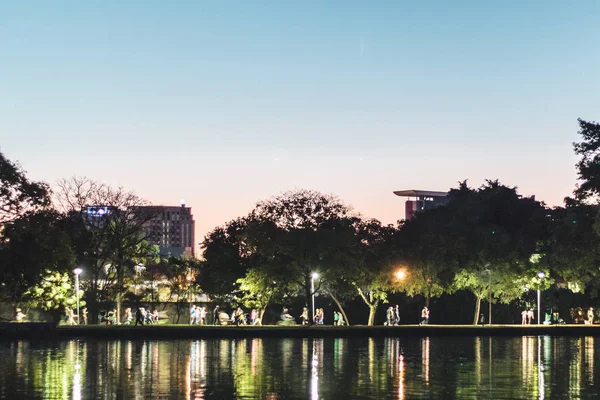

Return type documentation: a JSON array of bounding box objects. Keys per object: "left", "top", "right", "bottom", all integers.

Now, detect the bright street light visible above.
[
  {"left": 395, "top": 269, "right": 406, "bottom": 280},
  {"left": 73, "top": 268, "right": 83, "bottom": 325},
  {"left": 537, "top": 271, "right": 545, "bottom": 325}
]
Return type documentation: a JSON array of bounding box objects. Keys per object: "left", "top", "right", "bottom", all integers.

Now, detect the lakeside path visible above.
[{"left": 4, "top": 324, "right": 600, "bottom": 340}]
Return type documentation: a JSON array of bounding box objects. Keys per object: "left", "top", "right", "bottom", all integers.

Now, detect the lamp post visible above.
[
  {"left": 487, "top": 269, "right": 492, "bottom": 325},
  {"left": 537, "top": 271, "right": 545, "bottom": 325},
  {"left": 74, "top": 268, "right": 83, "bottom": 325},
  {"left": 311, "top": 272, "right": 319, "bottom": 322}
]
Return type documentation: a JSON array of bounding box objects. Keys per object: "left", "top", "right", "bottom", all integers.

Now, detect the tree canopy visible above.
[{"left": 0, "top": 150, "right": 50, "bottom": 224}]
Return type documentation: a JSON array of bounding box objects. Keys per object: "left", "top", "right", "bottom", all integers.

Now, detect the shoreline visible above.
[{"left": 3, "top": 323, "right": 600, "bottom": 340}]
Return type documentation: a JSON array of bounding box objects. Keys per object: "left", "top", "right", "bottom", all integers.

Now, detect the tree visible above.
[
  {"left": 573, "top": 119, "right": 600, "bottom": 202},
  {"left": 339, "top": 219, "right": 399, "bottom": 326},
  {"left": 0, "top": 150, "right": 50, "bottom": 224},
  {"left": 197, "top": 218, "right": 249, "bottom": 300},
  {"left": 544, "top": 204, "right": 600, "bottom": 294},
  {"left": 24, "top": 270, "right": 85, "bottom": 315},
  {"left": 249, "top": 190, "right": 356, "bottom": 324},
  {"left": 154, "top": 256, "right": 200, "bottom": 323},
  {"left": 0, "top": 211, "right": 76, "bottom": 305},
  {"left": 236, "top": 268, "right": 293, "bottom": 323},
  {"left": 397, "top": 207, "right": 456, "bottom": 308},
  {"left": 445, "top": 181, "right": 548, "bottom": 323},
  {"left": 53, "top": 177, "right": 157, "bottom": 323}
]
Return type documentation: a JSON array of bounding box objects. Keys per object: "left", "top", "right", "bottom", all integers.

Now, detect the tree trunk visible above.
[
  {"left": 259, "top": 308, "right": 266, "bottom": 325},
  {"left": 328, "top": 291, "right": 350, "bottom": 325},
  {"left": 426, "top": 284, "right": 431, "bottom": 308},
  {"left": 366, "top": 291, "right": 379, "bottom": 326},
  {"left": 356, "top": 287, "right": 380, "bottom": 326},
  {"left": 473, "top": 295, "right": 482, "bottom": 325},
  {"left": 369, "top": 293, "right": 380, "bottom": 326}
]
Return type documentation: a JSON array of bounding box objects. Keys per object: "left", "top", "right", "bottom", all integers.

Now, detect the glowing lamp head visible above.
[
  {"left": 395, "top": 269, "right": 406, "bottom": 280},
  {"left": 537, "top": 271, "right": 545, "bottom": 279},
  {"left": 74, "top": 268, "right": 83, "bottom": 275},
  {"left": 311, "top": 272, "right": 319, "bottom": 279}
]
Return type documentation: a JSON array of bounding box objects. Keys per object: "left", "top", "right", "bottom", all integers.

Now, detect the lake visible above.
[{"left": 0, "top": 336, "right": 597, "bottom": 399}]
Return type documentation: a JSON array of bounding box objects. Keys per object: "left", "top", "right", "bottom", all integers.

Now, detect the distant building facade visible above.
[
  {"left": 393, "top": 189, "right": 448, "bottom": 221},
  {"left": 139, "top": 203, "right": 196, "bottom": 258}
]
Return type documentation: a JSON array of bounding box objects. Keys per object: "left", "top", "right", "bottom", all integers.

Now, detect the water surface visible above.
[{"left": 0, "top": 336, "right": 598, "bottom": 399}]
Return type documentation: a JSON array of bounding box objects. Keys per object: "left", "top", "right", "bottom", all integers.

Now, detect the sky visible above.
[{"left": 2, "top": 1, "right": 599, "bottom": 253}]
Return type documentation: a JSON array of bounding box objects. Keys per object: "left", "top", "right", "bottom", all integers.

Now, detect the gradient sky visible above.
[{"left": 2, "top": 1, "right": 599, "bottom": 252}]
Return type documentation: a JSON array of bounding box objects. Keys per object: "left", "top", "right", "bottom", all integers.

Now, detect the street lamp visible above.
[
  {"left": 486, "top": 269, "right": 492, "bottom": 326},
  {"left": 74, "top": 268, "right": 83, "bottom": 325},
  {"left": 537, "top": 271, "right": 545, "bottom": 325},
  {"left": 395, "top": 269, "right": 406, "bottom": 281},
  {"left": 311, "top": 272, "right": 319, "bottom": 322}
]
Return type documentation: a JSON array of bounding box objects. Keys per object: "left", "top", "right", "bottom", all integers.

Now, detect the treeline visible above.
[
  {"left": 0, "top": 166, "right": 192, "bottom": 323},
  {"left": 197, "top": 119, "right": 600, "bottom": 324},
  {"left": 1, "top": 119, "right": 600, "bottom": 325}
]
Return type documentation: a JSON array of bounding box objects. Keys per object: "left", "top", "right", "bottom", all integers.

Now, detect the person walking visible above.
[
  {"left": 527, "top": 309, "right": 534, "bottom": 324},
  {"left": 189, "top": 304, "right": 197, "bottom": 325},
  {"left": 419, "top": 306, "right": 429, "bottom": 325},
  {"left": 123, "top": 308, "right": 133, "bottom": 325},
  {"left": 213, "top": 305, "right": 220, "bottom": 325},
  {"left": 300, "top": 307, "right": 309, "bottom": 325},
  {"left": 333, "top": 311, "right": 339, "bottom": 326},
  {"left": 385, "top": 307, "right": 394, "bottom": 326},
  {"left": 135, "top": 307, "right": 145, "bottom": 326},
  {"left": 394, "top": 305, "right": 400, "bottom": 325},
  {"left": 521, "top": 309, "right": 528, "bottom": 324},
  {"left": 588, "top": 307, "right": 595, "bottom": 324},
  {"left": 198, "top": 306, "right": 206, "bottom": 325}
]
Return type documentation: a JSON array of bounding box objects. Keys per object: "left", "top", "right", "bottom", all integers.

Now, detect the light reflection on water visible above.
[{"left": 0, "top": 336, "right": 599, "bottom": 399}]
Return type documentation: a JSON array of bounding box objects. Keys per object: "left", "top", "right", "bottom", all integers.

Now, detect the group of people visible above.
[
  {"left": 573, "top": 307, "right": 596, "bottom": 324},
  {"left": 287, "top": 307, "right": 346, "bottom": 325},
  {"left": 314, "top": 308, "right": 325, "bottom": 324},
  {"left": 210, "top": 305, "right": 262, "bottom": 325},
  {"left": 385, "top": 305, "right": 402, "bottom": 326},
  {"left": 189, "top": 304, "right": 207, "bottom": 325},
  {"left": 228, "top": 307, "right": 261, "bottom": 325},
  {"left": 520, "top": 309, "right": 535, "bottom": 324},
  {"left": 132, "top": 307, "right": 159, "bottom": 325},
  {"left": 64, "top": 307, "right": 88, "bottom": 325}
]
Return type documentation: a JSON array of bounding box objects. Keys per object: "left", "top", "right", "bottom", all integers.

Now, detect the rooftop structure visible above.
[{"left": 394, "top": 189, "right": 448, "bottom": 221}]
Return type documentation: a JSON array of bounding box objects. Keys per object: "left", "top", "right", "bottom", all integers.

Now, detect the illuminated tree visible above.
[{"left": 24, "top": 270, "right": 85, "bottom": 312}]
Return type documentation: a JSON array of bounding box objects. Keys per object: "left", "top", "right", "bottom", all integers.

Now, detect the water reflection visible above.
[
  {"left": 1, "top": 336, "right": 600, "bottom": 398},
  {"left": 421, "top": 337, "right": 430, "bottom": 384},
  {"left": 311, "top": 339, "right": 320, "bottom": 400}
]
